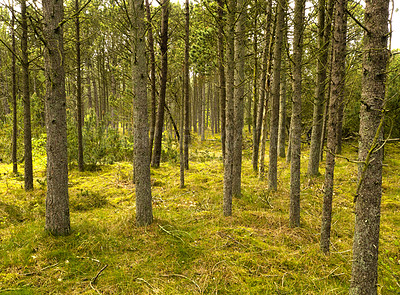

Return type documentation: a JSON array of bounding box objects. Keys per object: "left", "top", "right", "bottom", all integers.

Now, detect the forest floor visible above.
[{"left": 0, "top": 134, "right": 399, "bottom": 294}]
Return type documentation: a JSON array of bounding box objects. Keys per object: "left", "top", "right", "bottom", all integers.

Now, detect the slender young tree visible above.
[
  {"left": 21, "top": 0, "right": 33, "bottom": 191},
  {"left": 307, "top": 0, "right": 330, "bottom": 176},
  {"left": 232, "top": 0, "right": 246, "bottom": 197},
  {"left": 320, "top": 0, "right": 347, "bottom": 252},
  {"left": 76, "top": 0, "right": 84, "bottom": 172},
  {"left": 43, "top": 0, "right": 70, "bottom": 236},
  {"left": 350, "top": 0, "right": 389, "bottom": 292},
  {"left": 268, "top": 0, "right": 286, "bottom": 191},
  {"left": 217, "top": 0, "right": 226, "bottom": 159},
  {"left": 151, "top": 0, "right": 169, "bottom": 167},
  {"left": 11, "top": 3, "right": 17, "bottom": 174},
  {"left": 290, "top": 0, "right": 305, "bottom": 228},
  {"left": 277, "top": 37, "right": 287, "bottom": 158},
  {"left": 223, "top": 0, "right": 235, "bottom": 216},
  {"left": 183, "top": 0, "right": 190, "bottom": 169},
  {"left": 131, "top": 0, "right": 153, "bottom": 226},
  {"left": 145, "top": 0, "right": 156, "bottom": 158}
]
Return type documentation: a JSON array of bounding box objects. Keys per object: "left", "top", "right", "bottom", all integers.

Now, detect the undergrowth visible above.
[{"left": 0, "top": 134, "right": 399, "bottom": 294}]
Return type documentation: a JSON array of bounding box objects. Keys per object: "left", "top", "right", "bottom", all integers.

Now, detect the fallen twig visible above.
[
  {"left": 161, "top": 273, "right": 202, "bottom": 293},
  {"left": 90, "top": 264, "right": 108, "bottom": 294}
]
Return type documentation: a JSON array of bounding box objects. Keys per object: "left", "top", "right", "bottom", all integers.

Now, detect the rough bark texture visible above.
[
  {"left": 131, "top": 0, "right": 153, "bottom": 226},
  {"left": 43, "top": 0, "right": 70, "bottom": 236},
  {"left": 223, "top": 0, "right": 235, "bottom": 216},
  {"left": 146, "top": 0, "right": 156, "bottom": 159},
  {"left": 217, "top": 0, "right": 226, "bottom": 159},
  {"left": 290, "top": 0, "right": 305, "bottom": 228},
  {"left": 350, "top": 0, "right": 389, "bottom": 293},
  {"left": 268, "top": 0, "right": 286, "bottom": 191},
  {"left": 232, "top": 0, "right": 245, "bottom": 197},
  {"left": 76, "top": 0, "right": 84, "bottom": 172},
  {"left": 184, "top": 0, "right": 190, "bottom": 169},
  {"left": 151, "top": 0, "right": 169, "bottom": 167},
  {"left": 22, "top": 0, "right": 33, "bottom": 191},
  {"left": 12, "top": 7, "right": 17, "bottom": 174},
  {"left": 253, "top": 0, "right": 272, "bottom": 172},
  {"left": 320, "top": 0, "right": 347, "bottom": 253},
  {"left": 277, "top": 46, "right": 287, "bottom": 159},
  {"left": 307, "top": 0, "right": 329, "bottom": 176}
]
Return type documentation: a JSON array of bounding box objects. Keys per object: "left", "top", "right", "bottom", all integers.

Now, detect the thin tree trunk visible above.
[
  {"left": 232, "top": 0, "right": 245, "bottom": 197},
  {"left": 268, "top": 0, "right": 286, "bottom": 191},
  {"left": 43, "top": 0, "right": 70, "bottom": 236},
  {"left": 131, "top": 0, "right": 153, "bottom": 226},
  {"left": 151, "top": 0, "right": 169, "bottom": 167},
  {"left": 184, "top": 0, "right": 190, "bottom": 169},
  {"left": 223, "top": 0, "right": 235, "bottom": 216},
  {"left": 145, "top": 0, "right": 157, "bottom": 158},
  {"left": 11, "top": 4, "right": 17, "bottom": 174},
  {"left": 290, "top": 0, "right": 305, "bottom": 228},
  {"left": 278, "top": 40, "right": 287, "bottom": 158},
  {"left": 76, "top": 0, "right": 84, "bottom": 172},
  {"left": 217, "top": 0, "right": 226, "bottom": 159},
  {"left": 307, "top": 0, "right": 330, "bottom": 176},
  {"left": 22, "top": 0, "right": 33, "bottom": 191},
  {"left": 252, "top": 0, "right": 272, "bottom": 172},
  {"left": 320, "top": 0, "right": 347, "bottom": 253},
  {"left": 350, "top": 0, "right": 389, "bottom": 292}
]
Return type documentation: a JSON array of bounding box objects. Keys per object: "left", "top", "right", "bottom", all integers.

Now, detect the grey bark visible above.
[
  {"left": 131, "top": 0, "right": 153, "bottom": 226},
  {"left": 307, "top": 0, "right": 331, "bottom": 176},
  {"left": 223, "top": 0, "right": 235, "bottom": 216},
  {"left": 290, "top": 0, "right": 305, "bottom": 228},
  {"left": 76, "top": 0, "right": 84, "bottom": 172},
  {"left": 278, "top": 42, "right": 287, "bottom": 159},
  {"left": 268, "top": 0, "right": 286, "bottom": 191},
  {"left": 43, "top": 0, "right": 71, "bottom": 236},
  {"left": 11, "top": 6, "right": 17, "bottom": 174},
  {"left": 232, "top": 0, "right": 245, "bottom": 197},
  {"left": 320, "top": 0, "right": 347, "bottom": 253},
  {"left": 151, "top": 0, "right": 169, "bottom": 167},
  {"left": 350, "top": 0, "right": 389, "bottom": 292},
  {"left": 217, "top": 0, "right": 226, "bottom": 159},
  {"left": 184, "top": 0, "right": 190, "bottom": 169},
  {"left": 22, "top": 0, "right": 33, "bottom": 191}
]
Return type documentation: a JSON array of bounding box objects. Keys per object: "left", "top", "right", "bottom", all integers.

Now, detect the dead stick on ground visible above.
[{"left": 90, "top": 264, "right": 108, "bottom": 294}]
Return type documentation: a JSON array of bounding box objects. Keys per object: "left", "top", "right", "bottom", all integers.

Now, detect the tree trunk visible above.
[
  {"left": 22, "top": 0, "right": 33, "bottom": 191},
  {"left": 11, "top": 5, "right": 17, "bottom": 174},
  {"left": 217, "top": 0, "right": 226, "bottom": 159},
  {"left": 350, "top": 0, "right": 389, "bottom": 292},
  {"left": 320, "top": 0, "right": 347, "bottom": 253},
  {"left": 131, "top": 0, "right": 153, "bottom": 226},
  {"left": 43, "top": 0, "right": 70, "bottom": 236},
  {"left": 278, "top": 41, "right": 287, "bottom": 159},
  {"left": 290, "top": 0, "right": 305, "bottom": 228},
  {"left": 145, "top": 0, "right": 157, "bottom": 158},
  {"left": 268, "top": 0, "right": 286, "bottom": 191},
  {"left": 184, "top": 0, "right": 190, "bottom": 169},
  {"left": 252, "top": 0, "right": 272, "bottom": 172},
  {"left": 151, "top": 0, "right": 169, "bottom": 167},
  {"left": 307, "top": 0, "right": 330, "bottom": 176},
  {"left": 223, "top": 0, "right": 235, "bottom": 216},
  {"left": 76, "top": 0, "right": 84, "bottom": 172},
  {"left": 232, "top": 0, "right": 245, "bottom": 197}
]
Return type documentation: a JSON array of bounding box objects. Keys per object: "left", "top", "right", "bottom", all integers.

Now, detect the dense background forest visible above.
[{"left": 0, "top": 0, "right": 399, "bottom": 293}]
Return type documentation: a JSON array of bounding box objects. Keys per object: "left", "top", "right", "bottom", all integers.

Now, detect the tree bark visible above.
[
  {"left": 278, "top": 41, "right": 287, "bottom": 159},
  {"left": 11, "top": 5, "right": 18, "bottom": 174},
  {"left": 151, "top": 0, "right": 169, "bottom": 168},
  {"left": 350, "top": 0, "right": 389, "bottom": 292},
  {"left": 131, "top": 0, "right": 153, "bottom": 226},
  {"left": 232, "top": 0, "right": 246, "bottom": 197},
  {"left": 268, "top": 0, "right": 286, "bottom": 191},
  {"left": 223, "top": 0, "right": 235, "bottom": 216},
  {"left": 320, "top": 0, "right": 347, "bottom": 253},
  {"left": 43, "top": 0, "right": 70, "bottom": 236},
  {"left": 290, "top": 0, "right": 305, "bottom": 228},
  {"left": 76, "top": 0, "right": 84, "bottom": 172},
  {"left": 184, "top": 0, "right": 190, "bottom": 169},
  {"left": 307, "top": 0, "right": 330, "bottom": 176},
  {"left": 217, "top": 0, "right": 226, "bottom": 159},
  {"left": 22, "top": 0, "right": 33, "bottom": 191}
]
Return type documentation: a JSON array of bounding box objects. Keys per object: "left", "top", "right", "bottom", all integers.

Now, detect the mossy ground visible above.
[{"left": 0, "top": 134, "right": 399, "bottom": 294}]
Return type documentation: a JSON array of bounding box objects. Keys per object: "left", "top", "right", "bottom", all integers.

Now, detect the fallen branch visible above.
[{"left": 90, "top": 264, "right": 108, "bottom": 294}]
